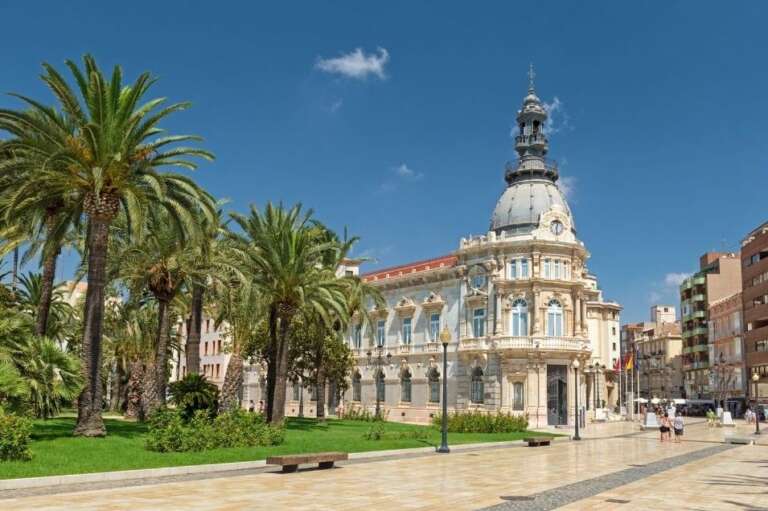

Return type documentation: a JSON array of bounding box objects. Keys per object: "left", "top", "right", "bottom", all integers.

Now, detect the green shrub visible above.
[
  {"left": 432, "top": 410, "right": 528, "bottom": 433},
  {"left": 169, "top": 374, "right": 219, "bottom": 421},
  {"left": 362, "top": 421, "right": 386, "bottom": 440},
  {"left": 145, "top": 408, "right": 284, "bottom": 453},
  {"left": 341, "top": 406, "right": 388, "bottom": 422},
  {"left": 0, "top": 412, "right": 33, "bottom": 461}
]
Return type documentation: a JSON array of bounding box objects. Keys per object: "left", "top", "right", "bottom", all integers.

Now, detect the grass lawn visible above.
[{"left": 0, "top": 417, "right": 551, "bottom": 480}]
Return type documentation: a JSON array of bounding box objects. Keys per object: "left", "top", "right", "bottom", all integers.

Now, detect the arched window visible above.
[
  {"left": 352, "top": 372, "right": 361, "bottom": 402},
  {"left": 375, "top": 370, "right": 386, "bottom": 402},
  {"left": 547, "top": 299, "right": 563, "bottom": 337},
  {"left": 470, "top": 367, "right": 484, "bottom": 404},
  {"left": 512, "top": 382, "right": 525, "bottom": 410},
  {"left": 401, "top": 369, "right": 412, "bottom": 402},
  {"left": 428, "top": 368, "right": 440, "bottom": 403},
  {"left": 511, "top": 298, "right": 528, "bottom": 337}
]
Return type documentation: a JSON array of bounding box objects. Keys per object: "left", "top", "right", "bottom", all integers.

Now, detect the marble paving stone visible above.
[{"left": 1, "top": 420, "right": 766, "bottom": 511}]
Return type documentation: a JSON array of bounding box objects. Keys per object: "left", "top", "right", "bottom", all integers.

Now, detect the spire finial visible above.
[{"left": 528, "top": 63, "right": 536, "bottom": 92}]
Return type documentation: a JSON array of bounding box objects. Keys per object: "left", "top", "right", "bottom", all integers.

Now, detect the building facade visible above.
[
  {"left": 679, "top": 252, "right": 741, "bottom": 398},
  {"left": 342, "top": 76, "right": 621, "bottom": 427},
  {"left": 708, "top": 292, "right": 745, "bottom": 408},
  {"left": 742, "top": 221, "right": 768, "bottom": 402},
  {"left": 635, "top": 321, "right": 683, "bottom": 400}
]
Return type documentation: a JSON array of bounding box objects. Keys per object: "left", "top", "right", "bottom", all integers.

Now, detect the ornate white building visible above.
[{"left": 343, "top": 75, "right": 621, "bottom": 427}]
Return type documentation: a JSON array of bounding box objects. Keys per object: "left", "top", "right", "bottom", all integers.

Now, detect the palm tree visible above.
[
  {"left": 0, "top": 109, "right": 81, "bottom": 338},
  {"left": 0, "top": 55, "right": 215, "bottom": 435},
  {"left": 228, "top": 203, "right": 347, "bottom": 424},
  {"left": 14, "top": 272, "right": 75, "bottom": 342},
  {"left": 116, "top": 211, "right": 200, "bottom": 415}
]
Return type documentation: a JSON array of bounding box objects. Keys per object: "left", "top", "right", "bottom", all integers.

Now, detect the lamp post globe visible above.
[
  {"left": 753, "top": 372, "right": 761, "bottom": 435},
  {"left": 572, "top": 359, "right": 581, "bottom": 441},
  {"left": 437, "top": 326, "right": 451, "bottom": 453}
]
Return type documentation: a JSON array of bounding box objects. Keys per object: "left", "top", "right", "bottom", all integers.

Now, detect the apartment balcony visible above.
[
  {"left": 693, "top": 326, "right": 708, "bottom": 336},
  {"left": 692, "top": 344, "right": 708, "bottom": 353},
  {"left": 694, "top": 310, "right": 707, "bottom": 319},
  {"left": 693, "top": 293, "right": 706, "bottom": 302},
  {"left": 693, "top": 275, "right": 706, "bottom": 286},
  {"left": 682, "top": 346, "right": 693, "bottom": 354},
  {"left": 683, "top": 330, "right": 694, "bottom": 339},
  {"left": 681, "top": 279, "right": 692, "bottom": 291}
]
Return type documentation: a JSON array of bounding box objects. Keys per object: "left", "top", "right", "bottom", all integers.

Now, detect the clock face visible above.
[{"left": 550, "top": 220, "right": 564, "bottom": 235}]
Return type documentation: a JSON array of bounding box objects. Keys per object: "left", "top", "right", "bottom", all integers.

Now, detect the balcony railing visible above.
[
  {"left": 693, "top": 326, "right": 708, "bottom": 336},
  {"left": 514, "top": 133, "right": 547, "bottom": 146},
  {"left": 693, "top": 275, "right": 706, "bottom": 286},
  {"left": 460, "top": 336, "right": 587, "bottom": 352},
  {"left": 693, "top": 293, "right": 706, "bottom": 302}
]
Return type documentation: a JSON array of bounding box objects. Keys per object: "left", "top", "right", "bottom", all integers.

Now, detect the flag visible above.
[{"left": 625, "top": 352, "right": 634, "bottom": 371}]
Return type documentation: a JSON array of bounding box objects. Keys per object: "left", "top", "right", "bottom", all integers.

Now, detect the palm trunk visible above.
[
  {"left": 151, "top": 298, "right": 172, "bottom": 412},
  {"left": 35, "top": 246, "right": 60, "bottom": 337},
  {"left": 74, "top": 217, "right": 110, "bottom": 437},
  {"left": 265, "top": 304, "right": 278, "bottom": 423},
  {"left": 270, "top": 313, "right": 292, "bottom": 424},
  {"left": 185, "top": 284, "right": 204, "bottom": 374},
  {"left": 124, "top": 359, "right": 144, "bottom": 419},
  {"left": 11, "top": 247, "right": 18, "bottom": 297},
  {"left": 220, "top": 353, "right": 244, "bottom": 411},
  {"left": 140, "top": 361, "right": 157, "bottom": 420},
  {"left": 316, "top": 370, "right": 327, "bottom": 420}
]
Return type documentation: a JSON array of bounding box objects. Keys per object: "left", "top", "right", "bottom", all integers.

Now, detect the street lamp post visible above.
[
  {"left": 572, "top": 359, "right": 581, "bottom": 441},
  {"left": 367, "top": 347, "right": 392, "bottom": 419},
  {"left": 437, "top": 326, "right": 451, "bottom": 453},
  {"left": 753, "top": 372, "right": 761, "bottom": 435}
]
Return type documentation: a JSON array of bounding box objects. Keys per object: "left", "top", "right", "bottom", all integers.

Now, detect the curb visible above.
[{"left": 0, "top": 436, "right": 566, "bottom": 491}]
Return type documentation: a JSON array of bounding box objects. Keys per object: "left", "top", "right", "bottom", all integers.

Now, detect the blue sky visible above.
[{"left": 1, "top": 1, "right": 767, "bottom": 323}]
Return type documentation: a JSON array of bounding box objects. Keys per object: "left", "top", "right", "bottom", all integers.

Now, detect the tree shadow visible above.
[
  {"left": 701, "top": 474, "right": 768, "bottom": 493},
  {"left": 32, "top": 418, "right": 148, "bottom": 441},
  {"left": 719, "top": 500, "right": 768, "bottom": 511}
]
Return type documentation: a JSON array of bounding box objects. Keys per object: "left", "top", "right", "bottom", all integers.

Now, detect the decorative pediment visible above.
[
  {"left": 394, "top": 296, "right": 417, "bottom": 316},
  {"left": 370, "top": 305, "right": 389, "bottom": 320},
  {"left": 464, "top": 288, "right": 488, "bottom": 306},
  {"left": 422, "top": 291, "right": 445, "bottom": 311}
]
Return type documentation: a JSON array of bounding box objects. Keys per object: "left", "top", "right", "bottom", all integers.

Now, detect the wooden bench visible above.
[
  {"left": 266, "top": 452, "right": 348, "bottom": 473},
  {"left": 523, "top": 437, "right": 552, "bottom": 447}
]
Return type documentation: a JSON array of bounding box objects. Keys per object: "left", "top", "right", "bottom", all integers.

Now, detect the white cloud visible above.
[
  {"left": 542, "top": 96, "right": 572, "bottom": 135},
  {"left": 329, "top": 98, "right": 343, "bottom": 113},
  {"left": 316, "top": 47, "right": 390, "bottom": 80},
  {"left": 558, "top": 175, "right": 576, "bottom": 199},
  {"left": 664, "top": 272, "right": 690, "bottom": 287},
  {"left": 378, "top": 163, "right": 423, "bottom": 193},
  {"left": 395, "top": 163, "right": 423, "bottom": 180}
]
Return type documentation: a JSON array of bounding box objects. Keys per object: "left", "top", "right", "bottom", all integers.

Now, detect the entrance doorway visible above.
[{"left": 547, "top": 365, "right": 568, "bottom": 425}]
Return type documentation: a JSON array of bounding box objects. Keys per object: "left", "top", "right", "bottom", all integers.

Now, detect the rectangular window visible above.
[
  {"left": 520, "top": 258, "right": 529, "bottom": 278},
  {"left": 430, "top": 313, "right": 440, "bottom": 341},
  {"left": 554, "top": 260, "right": 561, "bottom": 279},
  {"left": 353, "top": 324, "right": 362, "bottom": 348},
  {"left": 402, "top": 318, "right": 412, "bottom": 344},
  {"left": 217, "top": 340, "right": 222, "bottom": 354},
  {"left": 215, "top": 364, "right": 220, "bottom": 378},
  {"left": 377, "top": 320, "right": 386, "bottom": 347},
  {"left": 509, "top": 260, "right": 518, "bottom": 279},
  {"left": 543, "top": 258, "right": 551, "bottom": 278},
  {"left": 204, "top": 342, "right": 208, "bottom": 355},
  {"left": 473, "top": 308, "right": 486, "bottom": 337}
]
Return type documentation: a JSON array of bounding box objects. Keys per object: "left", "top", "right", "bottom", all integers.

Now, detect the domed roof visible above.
[{"left": 490, "top": 178, "right": 574, "bottom": 234}]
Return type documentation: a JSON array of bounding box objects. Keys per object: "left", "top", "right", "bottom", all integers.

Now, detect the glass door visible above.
[{"left": 547, "top": 365, "right": 568, "bottom": 425}]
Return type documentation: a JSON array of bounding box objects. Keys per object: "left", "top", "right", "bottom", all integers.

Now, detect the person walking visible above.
[
  {"left": 659, "top": 412, "right": 672, "bottom": 442},
  {"left": 673, "top": 413, "right": 684, "bottom": 443}
]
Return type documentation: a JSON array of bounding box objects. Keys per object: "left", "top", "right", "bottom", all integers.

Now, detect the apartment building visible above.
[
  {"left": 742, "top": 221, "right": 768, "bottom": 402},
  {"left": 679, "top": 252, "right": 741, "bottom": 399}
]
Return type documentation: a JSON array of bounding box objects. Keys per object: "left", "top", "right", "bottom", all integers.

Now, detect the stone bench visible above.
[
  {"left": 266, "top": 452, "right": 348, "bottom": 473},
  {"left": 523, "top": 437, "right": 552, "bottom": 447},
  {"left": 725, "top": 436, "right": 755, "bottom": 445}
]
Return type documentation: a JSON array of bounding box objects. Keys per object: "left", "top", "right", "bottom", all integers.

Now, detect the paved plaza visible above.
[{"left": 2, "top": 420, "right": 767, "bottom": 510}]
